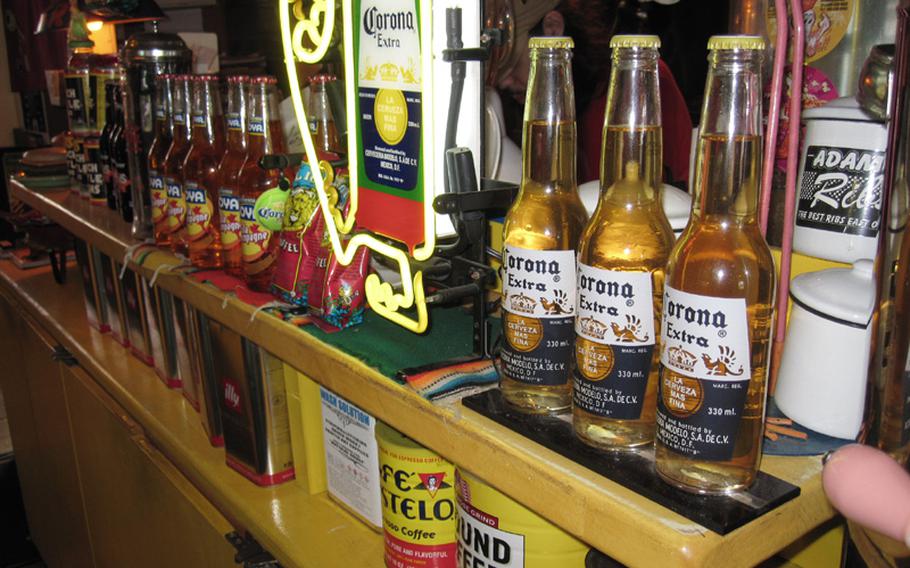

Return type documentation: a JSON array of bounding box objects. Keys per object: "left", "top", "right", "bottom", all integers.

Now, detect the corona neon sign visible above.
[{"left": 279, "top": 0, "right": 436, "bottom": 332}]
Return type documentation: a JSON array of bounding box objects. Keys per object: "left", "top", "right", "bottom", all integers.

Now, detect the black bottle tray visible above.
[{"left": 461, "top": 389, "right": 800, "bottom": 535}]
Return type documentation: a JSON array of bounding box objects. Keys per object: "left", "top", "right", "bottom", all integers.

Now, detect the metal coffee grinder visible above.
[{"left": 121, "top": 25, "right": 191, "bottom": 239}]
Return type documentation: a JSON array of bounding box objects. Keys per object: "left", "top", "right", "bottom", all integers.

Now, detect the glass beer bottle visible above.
[
  {"left": 149, "top": 74, "right": 174, "bottom": 245},
  {"left": 655, "top": 36, "right": 775, "bottom": 493},
  {"left": 180, "top": 75, "right": 226, "bottom": 268},
  {"left": 308, "top": 74, "right": 343, "bottom": 158},
  {"left": 238, "top": 76, "right": 287, "bottom": 292},
  {"left": 500, "top": 37, "right": 589, "bottom": 414},
  {"left": 218, "top": 75, "right": 250, "bottom": 278},
  {"left": 99, "top": 80, "right": 119, "bottom": 210},
  {"left": 112, "top": 81, "right": 133, "bottom": 223},
  {"left": 105, "top": 82, "right": 124, "bottom": 211},
  {"left": 161, "top": 75, "right": 193, "bottom": 253},
  {"left": 573, "top": 35, "right": 674, "bottom": 450}
]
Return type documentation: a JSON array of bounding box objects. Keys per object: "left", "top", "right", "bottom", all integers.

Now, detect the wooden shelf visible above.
[
  {"left": 0, "top": 261, "right": 385, "bottom": 568},
  {"left": 11, "top": 181, "right": 837, "bottom": 567}
]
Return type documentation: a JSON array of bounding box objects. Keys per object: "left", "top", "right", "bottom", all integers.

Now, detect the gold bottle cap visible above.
[
  {"left": 529, "top": 36, "right": 574, "bottom": 50},
  {"left": 610, "top": 35, "right": 661, "bottom": 49},
  {"left": 707, "top": 35, "right": 765, "bottom": 51}
]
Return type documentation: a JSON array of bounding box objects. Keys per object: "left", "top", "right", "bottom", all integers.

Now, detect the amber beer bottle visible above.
[
  {"left": 180, "top": 75, "right": 226, "bottom": 268},
  {"left": 149, "top": 74, "right": 174, "bottom": 244},
  {"left": 161, "top": 75, "right": 193, "bottom": 253},
  {"left": 238, "top": 76, "right": 287, "bottom": 292},
  {"left": 500, "top": 37, "right": 589, "bottom": 414},
  {"left": 573, "top": 36, "right": 674, "bottom": 450},
  {"left": 655, "top": 36, "right": 775, "bottom": 493},
  {"left": 218, "top": 75, "right": 250, "bottom": 277},
  {"left": 308, "top": 74, "right": 343, "bottom": 158}
]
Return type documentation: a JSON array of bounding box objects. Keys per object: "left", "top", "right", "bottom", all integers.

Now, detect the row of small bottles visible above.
[
  {"left": 499, "top": 35, "right": 774, "bottom": 494},
  {"left": 64, "top": 54, "right": 134, "bottom": 222},
  {"left": 150, "top": 73, "right": 285, "bottom": 287},
  {"left": 147, "top": 73, "right": 339, "bottom": 291}
]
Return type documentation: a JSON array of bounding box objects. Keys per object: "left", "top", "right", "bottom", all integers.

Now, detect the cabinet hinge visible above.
[
  {"left": 226, "top": 531, "right": 282, "bottom": 568},
  {"left": 51, "top": 345, "right": 77, "bottom": 367}
]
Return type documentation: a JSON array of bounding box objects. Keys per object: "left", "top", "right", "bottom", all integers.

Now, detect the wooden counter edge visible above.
[{"left": 10, "top": 181, "right": 839, "bottom": 567}]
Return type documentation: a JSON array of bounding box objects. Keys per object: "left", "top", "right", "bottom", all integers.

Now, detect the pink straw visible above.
[
  {"left": 769, "top": 0, "right": 805, "bottom": 395},
  {"left": 759, "top": 0, "right": 790, "bottom": 236}
]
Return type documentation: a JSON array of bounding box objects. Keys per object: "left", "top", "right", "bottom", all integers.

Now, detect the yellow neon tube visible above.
[{"left": 279, "top": 0, "right": 430, "bottom": 332}]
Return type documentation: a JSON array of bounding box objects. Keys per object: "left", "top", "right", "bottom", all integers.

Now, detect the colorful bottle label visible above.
[
  {"left": 165, "top": 177, "right": 186, "bottom": 233},
  {"left": 226, "top": 113, "right": 242, "bottom": 131},
  {"left": 574, "top": 265, "right": 655, "bottom": 419},
  {"left": 240, "top": 197, "right": 272, "bottom": 262},
  {"left": 500, "top": 246, "right": 576, "bottom": 386},
  {"left": 219, "top": 189, "right": 242, "bottom": 250},
  {"left": 657, "top": 287, "right": 751, "bottom": 461},
  {"left": 249, "top": 117, "right": 266, "bottom": 136},
  {"left": 149, "top": 170, "right": 167, "bottom": 224},
  {"left": 173, "top": 112, "right": 186, "bottom": 126},
  {"left": 64, "top": 74, "right": 89, "bottom": 133},
  {"left": 84, "top": 140, "right": 105, "bottom": 204},
  {"left": 191, "top": 113, "right": 206, "bottom": 127},
  {"left": 184, "top": 181, "right": 213, "bottom": 241}
]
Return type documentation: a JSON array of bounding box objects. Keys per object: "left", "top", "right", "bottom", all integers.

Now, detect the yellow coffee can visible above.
[
  {"left": 455, "top": 468, "right": 589, "bottom": 567},
  {"left": 376, "top": 423, "right": 457, "bottom": 567}
]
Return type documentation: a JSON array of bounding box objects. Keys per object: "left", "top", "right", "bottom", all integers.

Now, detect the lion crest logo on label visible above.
[
  {"left": 611, "top": 314, "right": 649, "bottom": 343},
  {"left": 418, "top": 472, "right": 448, "bottom": 499},
  {"left": 702, "top": 345, "right": 744, "bottom": 376}
]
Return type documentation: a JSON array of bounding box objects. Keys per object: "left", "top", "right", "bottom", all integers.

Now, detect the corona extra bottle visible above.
[
  {"left": 500, "top": 37, "right": 588, "bottom": 414},
  {"left": 573, "top": 35, "right": 674, "bottom": 450},
  {"left": 181, "top": 75, "right": 226, "bottom": 268},
  {"left": 161, "top": 75, "right": 192, "bottom": 254},
  {"left": 149, "top": 74, "right": 174, "bottom": 245},
  {"left": 218, "top": 75, "right": 249, "bottom": 278},
  {"left": 655, "top": 36, "right": 775, "bottom": 493},
  {"left": 238, "top": 76, "right": 287, "bottom": 292}
]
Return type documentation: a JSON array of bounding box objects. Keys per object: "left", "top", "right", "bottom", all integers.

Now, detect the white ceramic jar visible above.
[
  {"left": 793, "top": 97, "right": 888, "bottom": 264},
  {"left": 775, "top": 260, "right": 876, "bottom": 440}
]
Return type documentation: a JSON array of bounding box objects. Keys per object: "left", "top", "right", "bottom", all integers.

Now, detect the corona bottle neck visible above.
[
  {"left": 691, "top": 48, "right": 763, "bottom": 220},
  {"left": 521, "top": 45, "right": 576, "bottom": 194},
  {"left": 601, "top": 45, "right": 662, "bottom": 203}
]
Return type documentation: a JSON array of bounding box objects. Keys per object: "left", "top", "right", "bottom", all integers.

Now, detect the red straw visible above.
[
  {"left": 769, "top": 0, "right": 805, "bottom": 395},
  {"left": 759, "top": 0, "right": 790, "bottom": 236}
]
